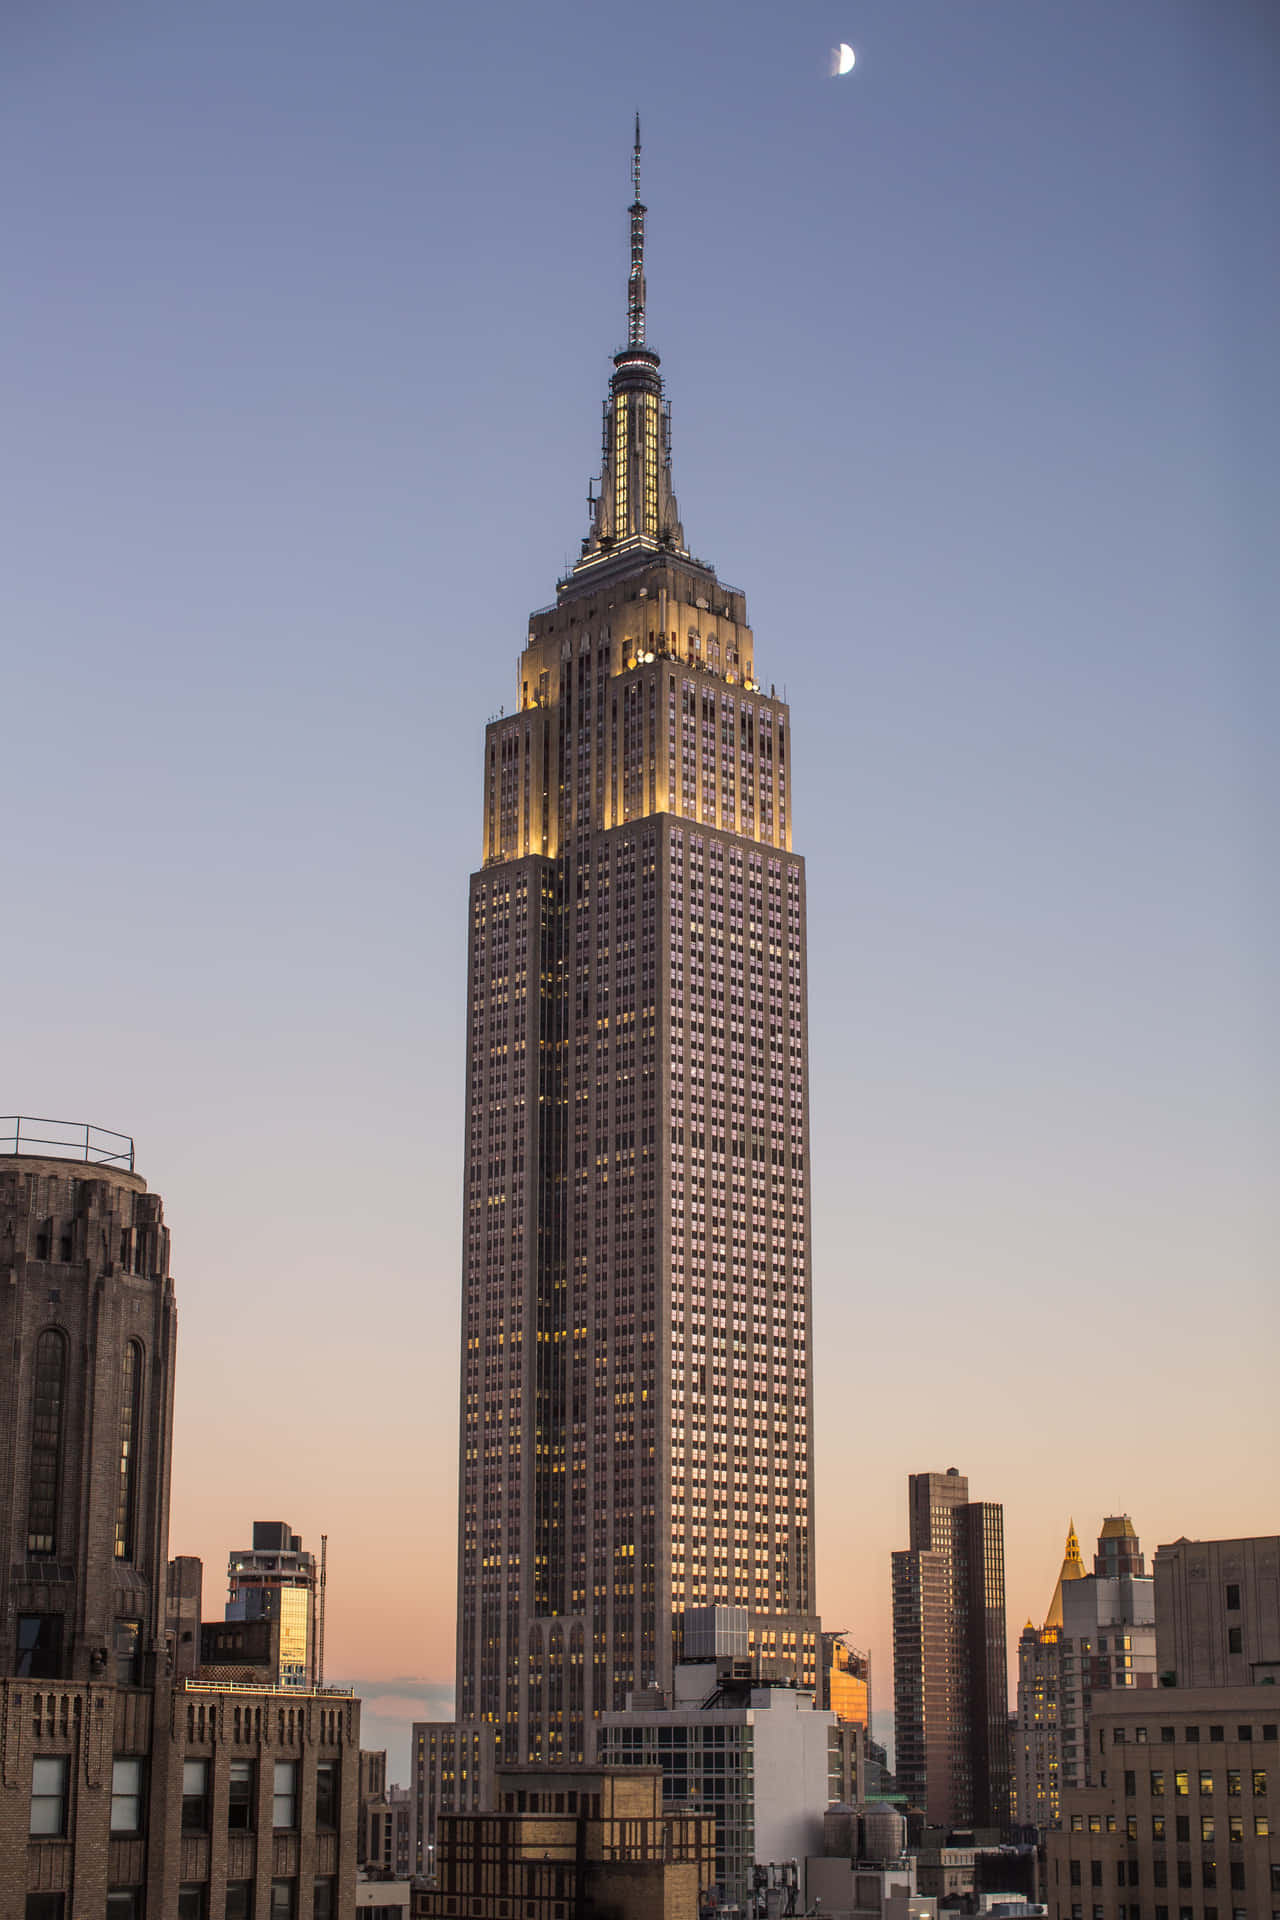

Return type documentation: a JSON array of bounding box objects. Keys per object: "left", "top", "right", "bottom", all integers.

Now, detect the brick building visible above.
[{"left": 0, "top": 1126, "right": 362, "bottom": 1919}]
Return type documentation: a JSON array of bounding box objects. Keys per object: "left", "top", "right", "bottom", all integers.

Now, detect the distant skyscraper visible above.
[
  {"left": 455, "top": 125, "right": 819, "bottom": 1769},
  {"left": 1013, "top": 1516, "right": 1158, "bottom": 1833},
  {"left": 224, "top": 1519, "right": 321, "bottom": 1689},
  {"left": 892, "top": 1467, "right": 1010, "bottom": 1829}
]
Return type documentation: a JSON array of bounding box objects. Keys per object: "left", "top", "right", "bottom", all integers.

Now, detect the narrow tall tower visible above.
[
  {"left": 455, "top": 134, "right": 819, "bottom": 1768},
  {"left": 892, "top": 1468, "right": 1011, "bottom": 1829}
]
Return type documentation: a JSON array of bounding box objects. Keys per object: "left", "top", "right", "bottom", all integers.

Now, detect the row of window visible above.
[
  {"left": 25, "top": 1884, "right": 333, "bottom": 1920},
  {"left": 30, "top": 1756, "right": 339, "bottom": 1837}
]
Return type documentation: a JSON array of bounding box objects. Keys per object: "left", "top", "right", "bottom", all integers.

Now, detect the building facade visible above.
[
  {"left": 597, "top": 1650, "right": 853, "bottom": 1908},
  {"left": 1154, "top": 1536, "right": 1280, "bottom": 1691},
  {"left": 454, "top": 127, "right": 820, "bottom": 1772},
  {"left": 0, "top": 1127, "right": 361, "bottom": 1920},
  {"left": 891, "top": 1468, "right": 1010, "bottom": 1830},
  {"left": 412, "top": 1765, "right": 714, "bottom": 1920}
]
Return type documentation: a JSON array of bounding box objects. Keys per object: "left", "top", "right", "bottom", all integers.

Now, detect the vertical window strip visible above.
[
  {"left": 27, "top": 1329, "right": 66, "bottom": 1554},
  {"left": 114, "top": 1341, "right": 141, "bottom": 1562}
]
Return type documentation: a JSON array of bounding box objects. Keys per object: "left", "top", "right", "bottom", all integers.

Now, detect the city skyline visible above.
[{"left": 3, "top": 2, "right": 1275, "bottom": 1779}]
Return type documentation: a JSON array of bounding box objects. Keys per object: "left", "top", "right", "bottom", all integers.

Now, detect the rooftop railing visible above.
[{"left": 0, "top": 1116, "right": 135, "bottom": 1170}]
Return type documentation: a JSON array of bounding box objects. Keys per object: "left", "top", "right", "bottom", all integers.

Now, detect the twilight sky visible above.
[{"left": 3, "top": 1, "right": 1276, "bottom": 1775}]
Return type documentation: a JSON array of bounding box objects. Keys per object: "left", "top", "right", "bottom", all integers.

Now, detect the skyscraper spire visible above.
[
  {"left": 627, "top": 111, "right": 646, "bottom": 349},
  {"left": 578, "top": 121, "right": 685, "bottom": 566}
]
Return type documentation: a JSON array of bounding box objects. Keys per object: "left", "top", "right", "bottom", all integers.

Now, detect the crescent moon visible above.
[{"left": 836, "top": 43, "right": 855, "bottom": 76}]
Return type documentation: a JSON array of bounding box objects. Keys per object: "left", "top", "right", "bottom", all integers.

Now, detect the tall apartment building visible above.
[
  {"left": 454, "top": 126, "right": 819, "bottom": 1772},
  {"left": 0, "top": 1122, "right": 360, "bottom": 1919},
  {"left": 892, "top": 1468, "right": 1010, "bottom": 1830}
]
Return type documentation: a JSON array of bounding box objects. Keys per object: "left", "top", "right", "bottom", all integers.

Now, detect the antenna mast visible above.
[
  {"left": 317, "top": 1532, "right": 327, "bottom": 1689},
  {"left": 627, "top": 112, "right": 646, "bottom": 348}
]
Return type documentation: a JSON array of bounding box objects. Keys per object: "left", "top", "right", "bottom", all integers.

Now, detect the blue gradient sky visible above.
[{"left": 3, "top": 2, "right": 1276, "bottom": 1777}]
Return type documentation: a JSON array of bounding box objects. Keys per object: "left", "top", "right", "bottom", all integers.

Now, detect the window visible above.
[
  {"left": 181, "top": 1759, "right": 209, "bottom": 1831},
  {"left": 1255, "top": 1813, "right": 1270, "bottom": 1837},
  {"left": 270, "top": 1884, "right": 295, "bottom": 1920},
  {"left": 1200, "top": 1770, "right": 1215, "bottom": 1795},
  {"left": 1253, "top": 1770, "right": 1267, "bottom": 1796},
  {"left": 1153, "top": 1813, "right": 1166, "bottom": 1840},
  {"left": 27, "top": 1329, "right": 66, "bottom": 1553},
  {"left": 25, "top": 1898, "right": 65, "bottom": 1920},
  {"left": 228, "top": 1760, "right": 255, "bottom": 1830},
  {"left": 16, "top": 1614, "right": 63, "bottom": 1680},
  {"left": 105, "top": 1896, "right": 142, "bottom": 1920},
  {"left": 312, "top": 1881, "right": 335, "bottom": 1920},
  {"left": 1162, "top": 1726, "right": 1176, "bottom": 1742},
  {"left": 1228, "top": 1628, "right": 1243, "bottom": 1653},
  {"left": 1125, "top": 1770, "right": 1137, "bottom": 1795},
  {"left": 111, "top": 1758, "right": 143, "bottom": 1833},
  {"left": 1175, "top": 1770, "right": 1190, "bottom": 1796},
  {"left": 177, "top": 1893, "right": 206, "bottom": 1920},
  {"left": 1091, "top": 1863, "right": 1103, "bottom": 1887},
  {"left": 1229, "top": 1815, "right": 1243, "bottom": 1841},
  {"left": 1176, "top": 1816, "right": 1190, "bottom": 1842},
  {"left": 114, "top": 1341, "right": 142, "bottom": 1561},
  {"left": 1152, "top": 1770, "right": 1166, "bottom": 1796},
  {"left": 30, "top": 1756, "right": 68, "bottom": 1835},
  {"left": 1202, "top": 1815, "right": 1216, "bottom": 1841},
  {"left": 225, "top": 1884, "right": 254, "bottom": 1920},
  {"left": 115, "top": 1618, "right": 141, "bottom": 1687},
  {"left": 1225, "top": 1584, "right": 1240, "bottom": 1610},
  {"left": 1070, "top": 1863, "right": 1082, "bottom": 1887},
  {"left": 273, "top": 1761, "right": 298, "bottom": 1830},
  {"left": 314, "top": 1761, "right": 338, "bottom": 1829},
  {"left": 1227, "top": 1771, "right": 1241, "bottom": 1796}
]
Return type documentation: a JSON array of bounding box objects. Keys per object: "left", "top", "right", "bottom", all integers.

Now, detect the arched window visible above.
[
  {"left": 114, "top": 1341, "right": 142, "bottom": 1562},
  {"left": 27, "top": 1329, "right": 67, "bottom": 1554}
]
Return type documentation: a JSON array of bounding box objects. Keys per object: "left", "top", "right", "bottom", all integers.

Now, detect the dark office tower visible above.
[
  {"left": 892, "top": 1468, "right": 1011, "bottom": 1830},
  {"left": 456, "top": 127, "right": 819, "bottom": 1769},
  {"left": 0, "top": 1125, "right": 177, "bottom": 1687}
]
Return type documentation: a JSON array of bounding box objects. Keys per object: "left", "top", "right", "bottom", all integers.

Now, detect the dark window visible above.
[
  {"left": 1176, "top": 1816, "right": 1190, "bottom": 1842},
  {"left": 182, "top": 1759, "right": 209, "bottom": 1831},
  {"left": 1210, "top": 1725, "right": 1224, "bottom": 1741},
  {"left": 1070, "top": 1863, "right": 1082, "bottom": 1887},
  {"left": 111, "top": 1758, "right": 144, "bottom": 1833},
  {"left": 25, "top": 1897, "right": 65, "bottom": 1920},
  {"left": 228, "top": 1760, "right": 255, "bottom": 1830},
  {"left": 1162, "top": 1726, "right": 1176, "bottom": 1742},
  {"left": 105, "top": 1897, "right": 142, "bottom": 1920},
  {"left": 30, "top": 1757, "right": 68, "bottom": 1835},
  {"left": 1125, "top": 1770, "right": 1136, "bottom": 1795},
  {"left": 1177, "top": 1862, "right": 1193, "bottom": 1888},
  {"left": 115, "top": 1619, "right": 141, "bottom": 1688},
  {"left": 16, "top": 1614, "right": 63, "bottom": 1680},
  {"left": 177, "top": 1890, "right": 206, "bottom": 1920},
  {"left": 314, "top": 1761, "right": 338, "bottom": 1829},
  {"left": 1225, "top": 1584, "right": 1240, "bottom": 1610},
  {"left": 225, "top": 1884, "right": 254, "bottom": 1920},
  {"left": 312, "top": 1881, "right": 335, "bottom": 1920},
  {"left": 1228, "top": 1627, "right": 1243, "bottom": 1653},
  {"left": 1229, "top": 1863, "right": 1245, "bottom": 1890},
  {"left": 113, "top": 1342, "right": 142, "bottom": 1561},
  {"left": 1153, "top": 1862, "right": 1168, "bottom": 1887},
  {"left": 270, "top": 1884, "right": 295, "bottom": 1920},
  {"left": 27, "top": 1330, "right": 66, "bottom": 1553},
  {"left": 1091, "top": 1863, "right": 1103, "bottom": 1888},
  {"left": 1185, "top": 1727, "right": 1200, "bottom": 1744}
]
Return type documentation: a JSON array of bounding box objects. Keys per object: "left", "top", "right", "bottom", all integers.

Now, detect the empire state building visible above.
[{"left": 456, "top": 126, "right": 819, "bottom": 1768}]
